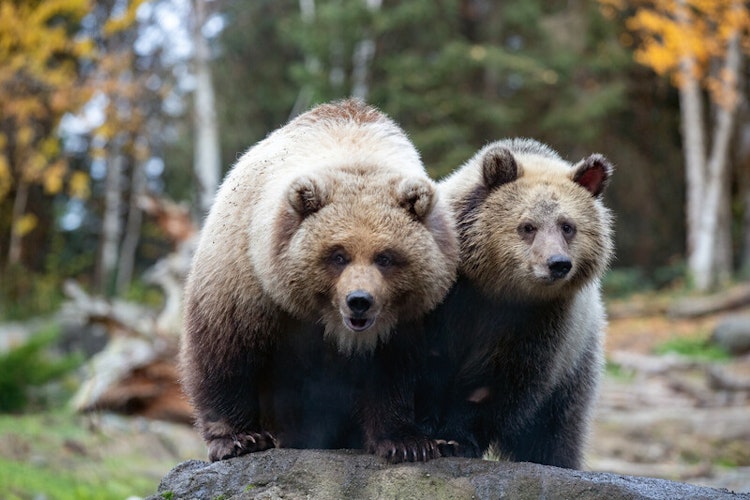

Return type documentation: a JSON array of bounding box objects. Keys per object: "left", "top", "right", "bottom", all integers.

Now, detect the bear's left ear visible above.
[
  {"left": 398, "top": 178, "right": 436, "bottom": 221},
  {"left": 572, "top": 154, "right": 613, "bottom": 198},
  {"left": 482, "top": 146, "right": 518, "bottom": 191},
  {"left": 288, "top": 176, "right": 329, "bottom": 216}
]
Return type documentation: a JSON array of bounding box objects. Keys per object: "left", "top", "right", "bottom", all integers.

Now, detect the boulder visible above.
[
  {"left": 712, "top": 314, "right": 750, "bottom": 355},
  {"left": 148, "top": 449, "right": 748, "bottom": 499}
]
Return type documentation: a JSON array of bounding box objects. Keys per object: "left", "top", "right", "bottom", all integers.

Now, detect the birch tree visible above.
[
  {"left": 601, "top": 0, "right": 750, "bottom": 291},
  {"left": 351, "top": 0, "right": 381, "bottom": 101},
  {"left": 79, "top": 0, "right": 180, "bottom": 295},
  {"left": 191, "top": 0, "right": 221, "bottom": 219},
  {"left": 88, "top": 0, "right": 150, "bottom": 295},
  {"left": 288, "top": 0, "right": 317, "bottom": 119}
]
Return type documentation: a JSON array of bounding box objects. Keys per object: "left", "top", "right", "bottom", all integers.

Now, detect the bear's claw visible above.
[
  {"left": 208, "top": 431, "right": 277, "bottom": 462},
  {"left": 372, "top": 436, "right": 440, "bottom": 463},
  {"left": 435, "top": 438, "right": 480, "bottom": 458}
]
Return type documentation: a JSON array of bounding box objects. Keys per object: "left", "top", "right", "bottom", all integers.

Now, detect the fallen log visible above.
[{"left": 668, "top": 283, "right": 750, "bottom": 318}]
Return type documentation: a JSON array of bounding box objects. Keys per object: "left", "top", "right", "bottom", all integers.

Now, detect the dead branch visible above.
[{"left": 668, "top": 282, "right": 750, "bottom": 318}]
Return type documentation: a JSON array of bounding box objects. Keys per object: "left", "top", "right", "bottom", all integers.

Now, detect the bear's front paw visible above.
[
  {"left": 435, "top": 437, "right": 481, "bottom": 458},
  {"left": 207, "top": 431, "right": 277, "bottom": 462},
  {"left": 370, "top": 435, "right": 440, "bottom": 463}
]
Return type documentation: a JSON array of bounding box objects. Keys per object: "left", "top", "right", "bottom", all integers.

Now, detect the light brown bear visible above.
[
  {"left": 417, "top": 138, "right": 613, "bottom": 469},
  {"left": 181, "top": 99, "right": 458, "bottom": 463}
]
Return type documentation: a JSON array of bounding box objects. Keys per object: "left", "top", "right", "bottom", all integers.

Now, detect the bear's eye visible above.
[
  {"left": 374, "top": 251, "right": 404, "bottom": 270},
  {"left": 328, "top": 250, "right": 350, "bottom": 267},
  {"left": 374, "top": 253, "right": 393, "bottom": 268},
  {"left": 518, "top": 223, "right": 536, "bottom": 235},
  {"left": 560, "top": 222, "right": 576, "bottom": 236}
]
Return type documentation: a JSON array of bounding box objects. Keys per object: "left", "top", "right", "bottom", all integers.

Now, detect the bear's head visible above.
[
  {"left": 268, "top": 167, "right": 458, "bottom": 353},
  {"left": 454, "top": 140, "right": 614, "bottom": 301}
]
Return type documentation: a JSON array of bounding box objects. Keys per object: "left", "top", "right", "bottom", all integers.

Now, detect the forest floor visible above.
[
  {"left": 587, "top": 294, "right": 750, "bottom": 493},
  {"left": 1, "top": 292, "right": 749, "bottom": 498}
]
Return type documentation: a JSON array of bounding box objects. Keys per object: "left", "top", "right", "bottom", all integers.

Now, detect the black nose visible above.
[
  {"left": 548, "top": 255, "right": 572, "bottom": 280},
  {"left": 346, "top": 290, "right": 373, "bottom": 315}
]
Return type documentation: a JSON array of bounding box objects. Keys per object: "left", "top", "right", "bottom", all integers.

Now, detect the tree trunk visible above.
[
  {"left": 96, "top": 143, "right": 124, "bottom": 297},
  {"left": 6, "top": 178, "right": 30, "bottom": 268},
  {"left": 350, "top": 0, "right": 381, "bottom": 101},
  {"left": 679, "top": 0, "right": 745, "bottom": 292},
  {"left": 739, "top": 122, "right": 750, "bottom": 275},
  {"left": 192, "top": 0, "right": 221, "bottom": 221},
  {"left": 688, "top": 29, "right": 742, "bottom": 291},
  {"left": 679, "top": 59, "right": 710, "bottom": 290},
  {"left": 116, "top": 156, "right": 147, "bottom": 293},
  {"left": 289, "top": 0, "right": 317, "bottom": 120}
]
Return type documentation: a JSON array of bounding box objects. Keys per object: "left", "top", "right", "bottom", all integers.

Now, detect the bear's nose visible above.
[
  {"left": 547, "top": 255, "right": 572, "bottom": 280},
  {"left": 346, "top": 290, "right": 373, "bottom": 315}
]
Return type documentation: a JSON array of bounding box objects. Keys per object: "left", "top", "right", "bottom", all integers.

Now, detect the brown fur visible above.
[
  {"left": 181, "top": 99, "right": 458, "bottom": 462},
  {"left": 445, "top": 141, "right": 613, "bottom": 301},
  {"left": 419, "top": 138, "right": 614, "bottom": 469}
]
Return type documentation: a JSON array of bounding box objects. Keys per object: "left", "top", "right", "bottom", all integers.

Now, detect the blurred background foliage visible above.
[
  {"left": 0, "top": 0, "right": 748, "bottom": 320},
  {"left": 0, "top": 2, "right": 749, "bottom": 497}
]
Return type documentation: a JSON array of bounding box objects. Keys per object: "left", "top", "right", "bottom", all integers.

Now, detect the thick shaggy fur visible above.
[
  {"left": 418, "top": 138, "right": 614, "bottom": 469},
  {"left": 181, "top": 99, "right": 458, "bottom": 462}
]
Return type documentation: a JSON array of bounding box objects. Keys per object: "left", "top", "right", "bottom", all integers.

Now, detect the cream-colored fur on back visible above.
[
  {"left": 185, "top": 100, "right": 457, "bottom": 354},
  {"left": 191, "top": 103, "right": 422, "bottom": 303}
]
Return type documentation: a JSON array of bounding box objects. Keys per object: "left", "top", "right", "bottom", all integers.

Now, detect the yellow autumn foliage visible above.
[
  {"left": 602, "top": 0, "right": 750, "bottom": 104},
  {"left": 68, "top": 170, "right": 90, "bottom": 199},
  {"left": 0, "top": 155, "right": 10, "bottom": 200},
  {"left": 0, "top": 0, "right": 94, "bottom": 207},
  {"left": 43, "top": 160, "right": 67, "bottom": 195},
  {"left": 104, "top": 0, "right": 149, "bottom": 35},
  {"left": 14, "top": 213, "right": 38, "bottom": 237}
]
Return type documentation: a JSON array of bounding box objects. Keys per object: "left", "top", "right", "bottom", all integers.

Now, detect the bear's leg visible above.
[
  {"left": 358, "top": 331, "right": 441, "bottom": 463},
  {"left": 360, "top": 390, "right": 440, "bottom": 463},
  {"left": 191, "top": 351, "right": 278, "bottom": 461},
  {"left": 183, "top": 303, "right": 279, "bottom": 462},
  {"left": 432, "top": 399, "right": 490, "bottom": 458},
  {"left": 504, "top": 354, "right": 599, "bottom": 469}
]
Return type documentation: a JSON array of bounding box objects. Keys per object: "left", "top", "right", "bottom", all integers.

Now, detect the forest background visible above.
[
  {"left": 1, "top": 0, "right": 750, "bottom": 498},
  {"left": 1, "top": 0, "right": 749, "bottom": 316}
]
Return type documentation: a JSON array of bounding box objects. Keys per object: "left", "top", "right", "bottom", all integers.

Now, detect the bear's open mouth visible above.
[{"left": 345, "top": 317, "right": 374, "bottom": 332}]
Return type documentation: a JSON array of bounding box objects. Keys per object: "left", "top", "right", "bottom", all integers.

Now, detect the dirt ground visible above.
[{"left": 586, "top": 299, "right": 750, "bottom": 493}]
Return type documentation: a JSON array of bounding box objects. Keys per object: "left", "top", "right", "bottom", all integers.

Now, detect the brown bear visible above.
[
  {"left": 417, "top": 138, "right": 614, "bottom": 469},
  {"left": 181, "top": 99, "right": 458, "bottom": 463}
]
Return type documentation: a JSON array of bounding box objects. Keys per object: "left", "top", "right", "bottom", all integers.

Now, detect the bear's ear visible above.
[
  {"left": 288, "top": 176, "right": 329, "bottom": 216},
  {"left": 572, "top": 154, "right": 613, "bottom": 198},
  {"left": 397, "top": 178, "right": 436, "bottom": 220},
  {"left": 482, "top": 146, "right": 518, "bottom": 190}
]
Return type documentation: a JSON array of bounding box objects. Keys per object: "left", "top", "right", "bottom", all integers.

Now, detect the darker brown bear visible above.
[
  {"left": 418, "top": 138, "right": 614, "bottom": 469},
  {"left": 180, "top": 100, "right": 458, "bottom": 463}
]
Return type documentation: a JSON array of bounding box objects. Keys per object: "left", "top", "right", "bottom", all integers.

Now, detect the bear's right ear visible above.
[
  {"left": 481, "top": 146, "right": 518, "bottom": 190},
  {"left": 397, "top": 178, "right": 436, "bottom": 221},
  {"left": 572, "top": 154, "right": 613, "bottom": 198},
  {"left": 288, "top": 176, "right": 329, "bottom": 216}
]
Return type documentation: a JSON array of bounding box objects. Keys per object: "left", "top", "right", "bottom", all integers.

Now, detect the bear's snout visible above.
[
  {"left": 547, "top": 254, "right": 572, "bottom": 280},
  {"left": 346, "top": 290, "right": 374, "bottom": 316}
]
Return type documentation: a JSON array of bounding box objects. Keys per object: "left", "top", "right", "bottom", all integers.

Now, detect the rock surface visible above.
[
  {"left": 712, "top": 314, "right": 750, "bottom": 355},
  {"left": 149, "top": 449, "right": 748, "bottom": 500}
]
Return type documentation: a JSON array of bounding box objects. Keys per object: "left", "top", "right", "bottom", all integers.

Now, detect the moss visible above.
[
  {"left": 604, "top": 361, "right": 636, "bottom": 381},
  {"left": 653, "top": 335, "right": 730, "bottom": 361},
  {"left": 0, "top": 323, "right": 82, "bottom": 413},
  {"left": 0, "top": 410, "right": 183, "bottom": 499}
]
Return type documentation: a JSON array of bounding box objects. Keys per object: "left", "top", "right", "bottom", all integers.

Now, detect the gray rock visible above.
[
  {"left": 148, "top": 449, "right": 749, "bottom": 499},
  {"left": 712, "top": 314, "right": 750, "bottom": 355}
]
